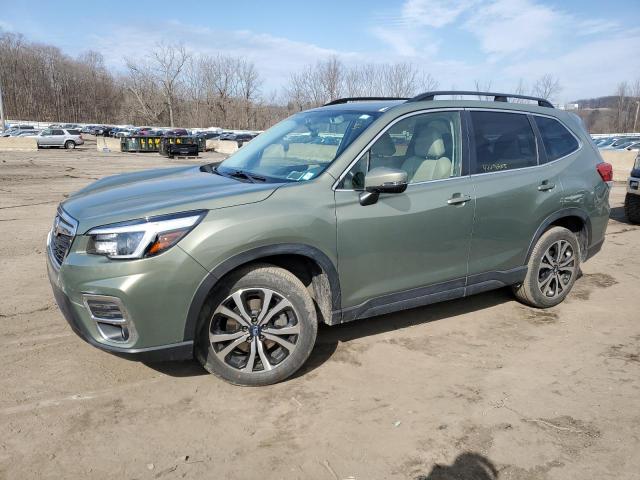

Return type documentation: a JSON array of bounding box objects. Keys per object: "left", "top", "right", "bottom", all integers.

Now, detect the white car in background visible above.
[{"left": 36, "top": 128, "right": 84, "bottom": 149}]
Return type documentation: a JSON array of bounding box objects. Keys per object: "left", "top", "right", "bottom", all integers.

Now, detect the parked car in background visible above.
[
  {"left": 17, "top": 130, "right": 40, "bottom": 136},
  {"left": 163, "top": 128, "right": 189, "bottom": 136},
  {"left": 597, "top": 138, "right": 618, "bottom": 148},
  {"left": 603, "top": 137, "right": 640, "bottom": 149},
  {"left": 218, "top": 131, "right": 236, "bottom": 140},
  {"left": 625, "top": 142, "right": 640, "bottom": 151},
  {"left": 2, "top": 125, "right": 36, "bottom": 137},
  {"left": 196, "top": 132, "right": 221, "bottom": 140},
  {"left": 36, "top": 128, "right": 84, "bottom": 149}
]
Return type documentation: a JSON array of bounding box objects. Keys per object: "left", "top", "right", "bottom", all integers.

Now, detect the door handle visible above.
[
  {"left": 538, "top": 181, "right": 556, "bottom": 191},
  {"left": 447, "top": 194, "right": 472, "bottom": 205}
]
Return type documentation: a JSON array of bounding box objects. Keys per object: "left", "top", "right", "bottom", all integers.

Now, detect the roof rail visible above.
[
  {"left": 408, "top": 91, "right": 554, "bottom": 108},
  {"left": 324, "top": 96, "right": 409, "bottom": 106}
]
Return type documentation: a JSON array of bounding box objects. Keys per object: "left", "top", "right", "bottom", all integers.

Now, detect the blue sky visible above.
[{"left": 1, "top": 0, "right": 639, "bottom": 101}]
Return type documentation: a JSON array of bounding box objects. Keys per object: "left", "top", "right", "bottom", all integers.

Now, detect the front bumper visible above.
[
  {"left": 49, "top": 276, "right": 193, "bottom": 361},
  {"left": 47, "top": 233, "right": 208, "bottom": 362}
]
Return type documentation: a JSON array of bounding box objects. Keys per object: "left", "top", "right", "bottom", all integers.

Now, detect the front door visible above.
[{"left": 334, "top": 110, "right": 475, "bottom": 313}]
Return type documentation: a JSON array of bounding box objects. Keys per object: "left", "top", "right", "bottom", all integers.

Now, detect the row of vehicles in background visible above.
[
  {"left": 81, "top": 124, "right": 259, "bottom": 143},
  {"left": 593, "top": 135, "right": 640, "bottom": 151},
  {"left": 1, "top": 123, "right": 260, "bottom": 149}
]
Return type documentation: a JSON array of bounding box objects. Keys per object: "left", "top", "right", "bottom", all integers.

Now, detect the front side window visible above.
[
  {"left": 534, "top": 116, "right": 579, "bottom": 162},
  {"left": 339, "top": 111, "right": 463, "bottom": 189},
  {"left": 217, "top": 110, "right": 380, "bottom": 183},
  {"left": 471, "top": 111, "right": 537, "bottom": 174}
]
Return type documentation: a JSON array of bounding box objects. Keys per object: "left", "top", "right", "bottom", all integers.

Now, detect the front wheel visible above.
[
  {"left": 625, "top": 193, "right": 640, "bottom": 224},
  {"left": 64, "top": 140, "right": 75, "bottom": 149},
  {"left": 513, "top": 226, "right": 580, "bottom": 308},
  {"left": 195, "top": 264, "right": 318, "bottom": 386}
]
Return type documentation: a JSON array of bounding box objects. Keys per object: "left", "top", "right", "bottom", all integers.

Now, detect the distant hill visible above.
[{"left": 573, "top": 95, "right": 639, "bottom": 109}]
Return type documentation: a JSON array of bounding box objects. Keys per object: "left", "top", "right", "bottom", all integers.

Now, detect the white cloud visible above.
[
  {"left": 402, "top": 0, "right": 476, "bottom": 27},
  {"left": 463, "top": 0, "right": 560, "bottom": 56},
  {"left": 367, "top": 0, "right": 640, "bottom": 101},
  {"left": 89, "top": 21, "right": 350, "bottom": 91}
]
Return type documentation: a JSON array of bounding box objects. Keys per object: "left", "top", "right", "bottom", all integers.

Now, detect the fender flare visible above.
[
  {"left": 525, "top": 207, "right": 592, "bottom": 262},
  {"left": 183, "top": 243, "right": 341, "bottom": 341}
]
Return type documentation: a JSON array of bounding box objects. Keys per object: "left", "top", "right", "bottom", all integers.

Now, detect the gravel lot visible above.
[{"left": 1, "top": 141, "right": 639, "bottom": 479}]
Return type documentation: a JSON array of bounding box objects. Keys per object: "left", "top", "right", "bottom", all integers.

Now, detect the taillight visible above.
[{"left": 596, "top": 162, "right": 613, "bottom": 183}]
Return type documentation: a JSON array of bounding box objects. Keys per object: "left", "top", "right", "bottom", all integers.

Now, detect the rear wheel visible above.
[
  {"left": 624, "top": 193, "right": 640, "bottom": 224},
  {"left": 64, "top": 140, "right": 75, "bottom": 149},
  {"left": 195, "top": 264, "right": 318, "bottom": 386},
  {"left": 513, "top": 226, "right": 580, "bottom": 308}
]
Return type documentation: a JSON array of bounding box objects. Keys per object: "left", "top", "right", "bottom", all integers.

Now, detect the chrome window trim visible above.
[
  {"left": 332, "top": 108, "right": 462, "bottom": 191},
  {"left": 47, "top": 206, "right": 78, "bottom": 270}
]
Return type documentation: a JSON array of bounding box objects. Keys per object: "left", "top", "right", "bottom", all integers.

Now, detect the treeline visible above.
[
  {"left": 1, "top": 30, "right": 638, "bottom": 133},
  {"left": 0, "top": 32, "right": 120, "bottom": 124},
  {"left": 575, "top": 81, "right": 640, "bottom": 133}
]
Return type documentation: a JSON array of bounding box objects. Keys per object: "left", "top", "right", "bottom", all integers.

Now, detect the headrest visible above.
[
  {"left": 371, "top": 133, "right": 395, "bottom": 157},
  {"left": 414, "top": 129, "right": 445, "bottom": 158}
]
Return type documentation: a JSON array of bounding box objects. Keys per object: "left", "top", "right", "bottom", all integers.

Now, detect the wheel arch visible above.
[
  {"left": 526, "top": 208, "right": 592, "bottom": 263},
  {"left": 183, "top": 244, "right": 341, "bottom": 342}
]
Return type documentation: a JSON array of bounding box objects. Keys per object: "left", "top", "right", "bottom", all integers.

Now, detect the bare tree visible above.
[
  {"left": 150, "top": 43, "right": 189, "bottom": 127},
  {"left": 532, "top": 74, "right": 561, "bottom": 102},
  {"left": 474, "top": 79, "right": 493, "bottom": 100},
  {"left": 237, "top": 60, "right": 261, "bottom": 129}
]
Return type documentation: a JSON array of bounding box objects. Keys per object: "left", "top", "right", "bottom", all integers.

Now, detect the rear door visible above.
[{"left": 466, "top": 109, "right": 564, "bottom": 279}]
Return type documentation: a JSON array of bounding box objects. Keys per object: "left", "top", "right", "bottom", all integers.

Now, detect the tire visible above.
[
  {"left": 513, "top": 226, "right": 580, "bottom": 308},
  {"left": 195, "top": 264, "right": 318, "bottom": 386},
  {"left": 624, "top": 193, "right": 640, "bottom": 224},
  {"left": 64, "top": 140, "right": 75, "bottom": 150}
]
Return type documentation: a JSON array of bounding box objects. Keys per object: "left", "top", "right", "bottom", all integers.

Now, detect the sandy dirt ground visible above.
[{"left": 0, "top": 140, "right": 639, "bottom": 480}]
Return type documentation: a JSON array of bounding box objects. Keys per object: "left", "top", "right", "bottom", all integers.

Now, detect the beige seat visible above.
[
  {"left": 369, "top": 133, "right": 397, "bottom": 170},
  {"left": 401, "top": 128, "right": 452, "bottom": 183}
]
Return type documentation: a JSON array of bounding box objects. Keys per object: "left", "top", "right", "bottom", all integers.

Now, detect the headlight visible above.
[{"left": 86, "top": 210, "right": 206, "bottom": 259}]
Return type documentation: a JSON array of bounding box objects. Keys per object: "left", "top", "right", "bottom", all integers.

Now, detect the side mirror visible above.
[{"left": 359, "top": 167, "right": 408, "bottom": 206}]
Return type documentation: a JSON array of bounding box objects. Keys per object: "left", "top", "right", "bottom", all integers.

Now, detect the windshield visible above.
[{"left": 217, "top": 110, "right": 380, "bottom": 182}]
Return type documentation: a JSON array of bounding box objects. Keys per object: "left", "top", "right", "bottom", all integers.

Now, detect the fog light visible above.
[{"left": 82, "top": 294, "right": 137, "bottom": 345}]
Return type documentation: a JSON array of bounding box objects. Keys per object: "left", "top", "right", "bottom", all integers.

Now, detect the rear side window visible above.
[
  {"left": 471, "top": 111, "right": 537, "bottom": 174},
  {"left": 67, "top": 129, "right": 81, "bottom": 135},
  {"left": 52, "top": 129, "right": 65, "bottom": 135},
  {"left": 534, "top": 116, "right": 579, "bottom": 162}
]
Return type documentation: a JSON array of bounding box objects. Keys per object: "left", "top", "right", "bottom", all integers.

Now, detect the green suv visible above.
[{"left": 47, "top": 91, "right": 612, "bottom": 385}]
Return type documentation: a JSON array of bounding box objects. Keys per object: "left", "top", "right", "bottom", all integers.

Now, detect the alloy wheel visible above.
[
  {"left": 537, "top": 239, "right": 576, "bottom": 298},
  {"left": 208, "top": 288, "right": 301, "bottom": 373}
]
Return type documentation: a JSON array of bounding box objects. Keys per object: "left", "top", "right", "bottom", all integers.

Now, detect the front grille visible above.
[
  {"left": 48, "top": 208, "right": 77, "bottom": 268},
  {"left": 51, "top": 232, "right": 73, "bottom": 265}
]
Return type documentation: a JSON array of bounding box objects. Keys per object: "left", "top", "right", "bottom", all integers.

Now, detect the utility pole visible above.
[
  {"left": 0, "top": 79, "right": 6, "bottom": 132},
  {"left": 634, "top": 100, "right": 640, "bottom": 134}
]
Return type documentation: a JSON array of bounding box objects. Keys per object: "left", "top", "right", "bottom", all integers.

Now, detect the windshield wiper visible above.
[{"left": 227, "top": 169, "right": 266, "bottom": 183}]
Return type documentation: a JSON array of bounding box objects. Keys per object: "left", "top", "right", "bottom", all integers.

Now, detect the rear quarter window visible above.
[
  {"left": 534, "top": 116, "right": 579, "bottom": 162},
  {"left": 67, "top": 129, "right": 81, "bottom": 135}
]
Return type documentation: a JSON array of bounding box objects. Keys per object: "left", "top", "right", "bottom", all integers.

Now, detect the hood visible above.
[{"left": 62, "top": 165, "right": 279, "bottom": 233}]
